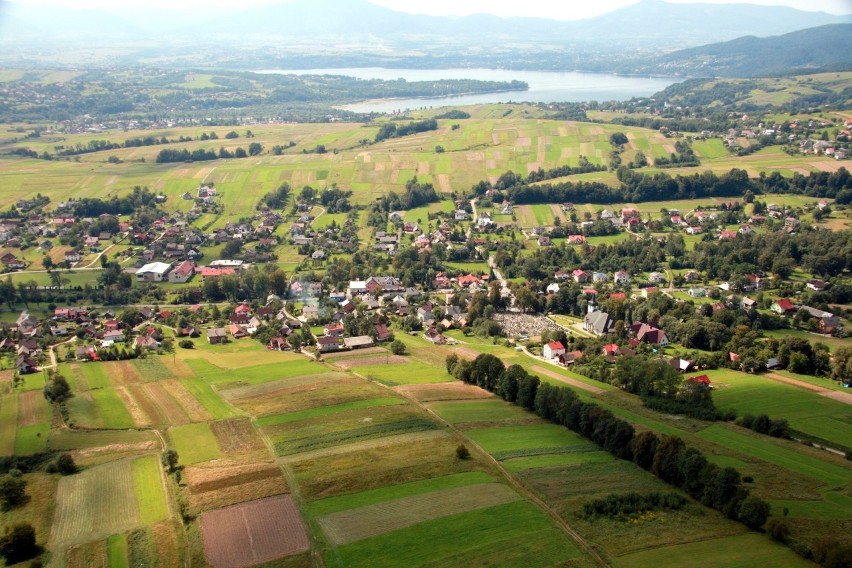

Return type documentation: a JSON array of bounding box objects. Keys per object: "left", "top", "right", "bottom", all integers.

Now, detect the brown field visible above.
[
  {"left": 333, "top": 355, "right": 409, "bottom": 369},
  {"left": 318, "top": 483, "right": 521, "bottom": 545},
  {"left": 18, "top": 390, "right": 50, "bottom": 426},
  {"left": 66, "top": 539, "right": 108, "bottom": 568},
  {"left": 127, "top": 383, "right": 167, "bottom": 425},
  {"left": 200, "top": 495, "right": 309, "bottom": 568},
  {"left": 210, "top": 418, "right": 265, "bottom": 454},
  {"left": 161, "top": 379, "right": 213, "bottom": 421},
  {"left": 218, "top": 372, "right": 345, "bottom": 401},
  {"left": 531, "top": 366, "right": 606, "bottom": 394},
  {"left": 152, "top": 519, "right": 183, "bottom": 567},
  {"left": 109, "top": 360, "right": 144, "bottom": 385},
  {"left": 143, "top": 382, "right": 190, "bottom": 425},
  {"left": 450, "top": 346, "right": 485, "bottom": 360},
  {"left": 395, "top": 381, "right": 494, "bottom": 402}
]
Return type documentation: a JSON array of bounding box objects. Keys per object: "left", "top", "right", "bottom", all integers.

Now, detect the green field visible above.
[
  {"left": 466, "top": 423, "right": 598, "bottom": 460},
  {"left": 332, "top": 501, "right": 585, "bottom": 568},
  {"left": 131, "top": 454, "right": 170, "bottom": 525},
  {"left": 257, "top": 397, "right": 405, "bottom": 427},
  {"left": 707, "top": 369, "right": 852, "bottom": 448},
  {"left": 14, "top": 423, "right": 50, "bottom": 454},
  {"left": 168, "top": 423, "right": 222, "bottom": 464},
  {"left": 696, "top": 424, "right": 852, "bottom": 487},
  {"left": 428, "top": 399, "right": 537, "bottom": 425},
  {"left": 90, "top": 388, "right": 135, "bottom": 429},
  {"left": 356, "top": 361, "right": 456, "bottom": 386}
]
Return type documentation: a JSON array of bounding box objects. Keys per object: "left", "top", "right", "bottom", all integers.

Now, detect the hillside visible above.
[{"left": 650, "top": 24, "right": 852, "bottom": 78}]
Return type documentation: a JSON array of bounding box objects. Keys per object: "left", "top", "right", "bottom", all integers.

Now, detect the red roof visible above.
[
  {"left": 775, "top": 299, "right": 795, "bottom": 311},
  {"left": 546, "top": 341, "right": 565, "bottom": 351},
  {"left": 603, "top": 343, "right": 619, "bottom": 354},
  {"left": 687, "top": 374, "right": 711, "bottom": 385}
]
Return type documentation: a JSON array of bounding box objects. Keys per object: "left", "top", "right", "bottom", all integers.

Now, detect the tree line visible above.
[{"left": 155, "top": 142, "right": 263, "bottom": 163}]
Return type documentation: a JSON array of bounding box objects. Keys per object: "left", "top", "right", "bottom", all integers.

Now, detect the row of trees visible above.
[
  {"left": 445, "top": 354, "right": 771, "bottom": 531},
  {"left": 155, "top": 142, "right": 263, "bottom": 163}
]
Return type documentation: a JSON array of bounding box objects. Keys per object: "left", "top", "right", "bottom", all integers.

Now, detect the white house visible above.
[
  {"left": 543, "top": 341, "right": 566, "bottom": 360},
  {"left": 168, "top": 260, "right": 195, "bottom": 283},
  {"left": 546, "top": 283, "right": 560, "bottom": 294},
  {"left": 614, "top": 271, "right": 630, "bottom": 286},
  {"left": 136, "top": 262, "right": 172, "bottom": 282}
]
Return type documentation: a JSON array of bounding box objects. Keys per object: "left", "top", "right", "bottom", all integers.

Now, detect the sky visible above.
[{"left": 4, "top": 0, "right": 852, "bottom": 19}]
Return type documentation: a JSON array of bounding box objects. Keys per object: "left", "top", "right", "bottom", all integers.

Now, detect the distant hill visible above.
[
  {"left": 0, "top": 0, "right": 848, "bottom": 59},
  {"left": 650, "top": 24, "right": 852, "bottom": 77}
]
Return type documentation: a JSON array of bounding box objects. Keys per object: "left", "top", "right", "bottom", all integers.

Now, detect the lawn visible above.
[{"left": 168, "top": 423, "right": 222, "bottom": 465}]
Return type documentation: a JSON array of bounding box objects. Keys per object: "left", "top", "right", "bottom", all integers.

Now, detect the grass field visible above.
[
  {"left": 466, "top": 423, "right": 598, "bottom": 460},
  {"left": 707, "top": 369, "right": 852, "bottom": 448},
  {"left": 356, "top": 361, "right": 456, "bottom": 386},
  {"left": 169, "top": 423, "right": 222, "bottom": 464},
  {"left": 132, "top": 454, "right": 170, "bottom": 525},
  {"left": 331, "top": 501, "right": 586, "bottom": 568},
  {"left": 257, "top": 397, "right": 405, "bottom": 427},
  {"left": 428, "top": 399, "right": 537, "bottom": 425}
]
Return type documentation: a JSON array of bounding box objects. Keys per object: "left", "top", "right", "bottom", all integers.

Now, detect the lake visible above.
[{"left": 256, "top": 68, "right": 681, "bottom": 113}]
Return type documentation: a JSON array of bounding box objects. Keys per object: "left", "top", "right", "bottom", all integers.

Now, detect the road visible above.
[{"left": 487, "top": 255, "right": 514, "bottom": 307}]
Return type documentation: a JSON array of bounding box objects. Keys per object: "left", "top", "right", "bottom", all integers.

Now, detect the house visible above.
[
  {"left": 75, "top": 345, "right": 99, "bottom": 362},
  {"left": 103, "top": 330, "right": 125, "bottom": 343},
  {"left": 648, "top": 272, "right": 666, "bottom": 284},
  {"left": 16, "top": 354, "right": 38, "bottom": 374},
  {"left": 64, "top": 250, "right": 82, "bottom": 263},
  {"left": 592, "top": 272, "right": 608, "bottom": 283},
  {"left": 602, "top": 343, "right": 620, "bottom": 357},
  {"left": 630, "top": 322, "right": 669, "bottom": 346},
  {"left": 134, "top": 335, "right": 160, "bottom": 350},
  {"left": 584, "top": 311, "right": 615, "bottom": 336},
  {"left": 500, "top": 201, "right": 513, "bottom": 215},
  {"left": 349, "top": 280, "right": 367, "bottom": 295},
  {"left": 669, "top": 357, "right": 693, "bottom": 373},
  {"left": 477, "top": 212, "right": 495, "bottom": 227},
  {"left": 572, "top": 269, "right": 589, "bottom": 284},
  {"left": 771, "top": 299, "right": 796, "bottom": 315},
  {"left": 807, "top": 280, "right": 826, "bottom": 292},
  {"left": 820, "top": 316, "right": 842, "bottom": 334},
  {"left": 207, "top": 327, "right": 228, "bottom": 344},
  {"left": 454, "top": 210, "right": 468, "bottom": 220},
  {"left": 567, "top": 235, "right": 586, "bottom": 245},
  {"left": 424, "top": 327, "right": 447, "bottom": 344},
  {"left": 683, "top": 270, "right": 701, "bottom": 283},
  {"left": 323, "top": 322, "right": 345, "bottom": 337},
  {"left": 136, "top": 262, "right": 172, "bottom": 282},
  {"left": 688, "top": 287, "right": 707, "bottom": 298},
  {"left": 168, "top": 260, "right": 195, "bottom": 283},
  {"left": 546, "top": 283, "right": 560, "bottom": 294},
  {"left": 686, "top": 226, "right": 702, "bottom": 235},
  {"left": 229, "top": 323, "right": 249, "bottom": 339},
  {"left": 374, "top": 324, "right": 392, "bottom": 342},
  {"left": 686, "top": 374, "right": 711, "bottom": 386},
  {"left": 317, "top": 336, "right": 344, "bottom": 352},
  {"left": 614, "top": 271, "right": 630, "bottom": 286},
  {"left": 538, "top": 236, "right": 552, "bottom": 247},
  {"left": 542, "top": 341, "right": 566, "bottom": 360},
  {"left": 719, "top": 230, "right": 737, "bottom": 240},
  {"left": 554, "top": 270, "right": 570, "bottom": 281}
]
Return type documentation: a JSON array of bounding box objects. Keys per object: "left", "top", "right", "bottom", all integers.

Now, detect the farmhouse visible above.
[
  {"left": 168, "top": 260, "right": 195, "bottom": 283},
  {"left": 207, "top": 327, "right": 228, "bottom": 344}
]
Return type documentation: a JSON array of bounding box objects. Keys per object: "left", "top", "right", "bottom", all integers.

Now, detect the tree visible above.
[
  {"left": 225, "top": 130, "right": 239, "bottom": 139},
  {"left": 389, "top": 340, "right": 406, "bottom": 355},
  {"left": 248, "top": 142, "right": 263, "bottom": 156},
  {"left": 43, "top": 373, "right": 71, "bottom": 403},
  {"left": 455, "top": 444, "right": 470, "bottom": 460},
  {"left": 234, "top": 147, "right": 247, "bottom": 158},
  {"left": 0, "top": 475, "right": 27, "bottom": 510},
  {"left": 0, "top": 523, "right": 38, "bottom": 564},
  {"left": 55, "top": 453, "right": 77, "bottom": 475},
  {"left": 831, "top": 346, "right": 852, "bottom": 385},
  {"left": 162, "top": 449, "right": 179, "bottom": 473},
  {"left": 738, "top": 496, "right": 770, "bottom": 530}
]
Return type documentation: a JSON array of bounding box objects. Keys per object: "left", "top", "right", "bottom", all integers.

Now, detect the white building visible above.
[{"left": 136, "top": 262, "right": 172, "bottom": 282}]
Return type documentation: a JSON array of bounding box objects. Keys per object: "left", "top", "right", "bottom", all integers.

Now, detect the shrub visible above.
[
  {"left": 0, "top": 523, "right": 38, "bottom": 564},
  {"left": 178, "top": 339, "right": 194, "bottom": 349},
  {"left": 0, "top": 475, "right": 27, "bottom": 510},
  {"left": 767, "top": 518, "right": 790, "bottom": 543},
  {"left": 55, "top": 454, "right": 77, "bottom": 475},
  {"left": 455, "top": 445, "right": 470, "bottom": 460},
  {"left": 389, "top": 340, "right": 406, "bottom": 356}
]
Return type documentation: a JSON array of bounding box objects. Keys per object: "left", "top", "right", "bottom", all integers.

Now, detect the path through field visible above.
[
  {"left": 764, "top": 373, "right": 852, "bottom": 406},
  {"left": 531, "top": 366, "right": 605, "bottom": 395}
]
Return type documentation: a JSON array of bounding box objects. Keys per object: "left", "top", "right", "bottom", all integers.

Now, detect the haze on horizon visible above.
[{"left": 2, "top": 0, "right": 851, "bottom": 20}]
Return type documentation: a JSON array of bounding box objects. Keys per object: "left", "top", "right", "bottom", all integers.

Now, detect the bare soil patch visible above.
[
  {"left": 127, "top": 383, "right": 166, "bottom": 425},
  {"left": 531, "top": 365, "right": 605, "bottom": 394},
  {"left": 110, "top": 361, "right": 143, "bottom": 385},
  {"left": 18, "top": 390, "right": 49, "bottom": 426},
  {"left": 515, "top": 137, "right": 532, "bottom": 147},
  {"left": 211, "top": 418, "right": 265, "bottom": 454},
  {"left": 66, "top": 539, "right": 107, "bottom": 568},
  {"left": 436, "top": 174, "right": 452, "bottom": 193},
  {"left": 186, "top": 460, "right": 288, "bottom": 514},
  {"left": 201, "top": 494, "right": 309, "bottom": 568},
  {"left": 811, "top": 161, "right": 844, "bottom": 172},
  {"left": 318, "top": 483, "right": 520, "bottom": 545},
  {"left": 821, "top": 390, "right": 852, "bottom": 405},
  {"left": 395, "top": 382, "right": 494, "bottom": 402}
]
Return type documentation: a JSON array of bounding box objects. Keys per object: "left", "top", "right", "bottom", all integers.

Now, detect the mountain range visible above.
[{"left": 0, "top": 0, "right": 848, "bottom": 48}]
